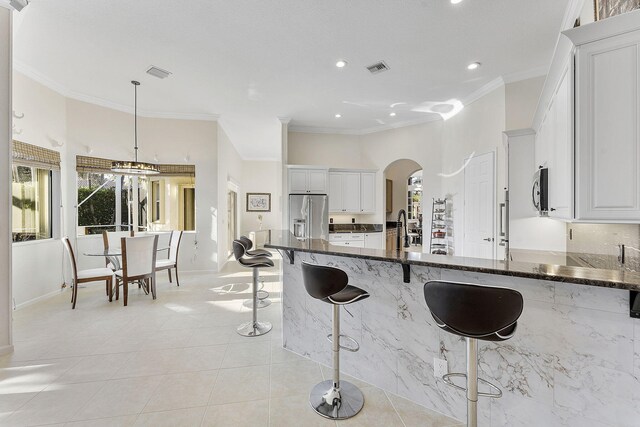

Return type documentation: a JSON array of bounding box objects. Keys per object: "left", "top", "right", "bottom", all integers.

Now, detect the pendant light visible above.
[{"left": 111, "top": 81, "right": 160, "bottom": 175}]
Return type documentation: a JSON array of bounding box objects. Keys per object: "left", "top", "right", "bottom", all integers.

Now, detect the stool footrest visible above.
[
  {"left": 326, "top": 334, "right": 359, "bottom": 352},
  {"left": 442, "top": 373, "right": 503, "bottom": 398}
]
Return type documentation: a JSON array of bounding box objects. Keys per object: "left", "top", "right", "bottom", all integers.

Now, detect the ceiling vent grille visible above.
[
  {"left": 366, "top": 61, "right": 390, "bottom": 74},
  {"left": 146, "top": 66, "right": 172, "bottom": 79}
]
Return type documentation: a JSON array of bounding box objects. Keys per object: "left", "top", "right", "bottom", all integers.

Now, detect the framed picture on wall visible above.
[
  {"left": 246, "top": 193, "right": 271, "bottom": 212},
  {"left": 594, "top": 0, "right": 640, "bottom": 21}
]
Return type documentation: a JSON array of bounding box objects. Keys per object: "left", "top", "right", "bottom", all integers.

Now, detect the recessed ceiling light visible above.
[
  {"left": 389, "top": 112, "right": 396, "bottom": 117},
  {"left": 467, "top": 62, "right": 481, "bottom": 70},
  {"left": 451, "top": 0, "right": 463, "bottom": 4},
  {"left": 335, "top": 114, "right": 342, "bottom": 118},
  {"left": 336, "top": 60, "right": 348, "bottom": 68}
]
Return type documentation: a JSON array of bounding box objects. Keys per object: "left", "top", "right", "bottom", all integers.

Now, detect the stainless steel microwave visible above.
[{"left": 532, "top": 167, "right": 548, "bottom": 216}]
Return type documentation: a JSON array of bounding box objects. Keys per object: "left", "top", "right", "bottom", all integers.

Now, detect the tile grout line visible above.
[{"left": 383, "top": 389, "right": 408, "bottom": 427}]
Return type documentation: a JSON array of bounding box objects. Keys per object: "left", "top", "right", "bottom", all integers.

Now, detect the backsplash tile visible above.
[{"left": 567, "top": 223, "right": 640, "bottom": 272}]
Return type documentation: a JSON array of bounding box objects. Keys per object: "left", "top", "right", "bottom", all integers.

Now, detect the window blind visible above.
[{"left": 12, "top": 140, "right": 61, "bottom": 170}]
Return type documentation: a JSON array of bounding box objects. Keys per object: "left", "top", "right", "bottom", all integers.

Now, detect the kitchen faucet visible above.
[{"left": 396, "top": 209, "right": 411, "bottom": 252}]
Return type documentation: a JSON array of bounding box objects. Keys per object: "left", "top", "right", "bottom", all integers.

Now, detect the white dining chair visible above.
[
  {"left": 155, "top": 230, "right": 183, "bottom": 286},
  {"left": 114, "top": 235, "right": 159, "bottom": 306},
  {"left": 102, "top": 230, "right": 134, "bottom": 271},
  {"left": 62, "top": 237, "right": 115, "bottom": 309}
]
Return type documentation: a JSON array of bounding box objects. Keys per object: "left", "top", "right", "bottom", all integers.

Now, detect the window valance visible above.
[{"left": 12, "top": 140, "right": 61, "bottom": 170}]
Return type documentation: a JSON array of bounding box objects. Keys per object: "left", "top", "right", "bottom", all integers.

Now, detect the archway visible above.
[{"left": 383, "top": 159, "right": 423, "bottom": 251}]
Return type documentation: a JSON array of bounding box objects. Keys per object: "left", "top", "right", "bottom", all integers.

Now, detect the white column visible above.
[
  {"left": 0, "top": 7, "right": 13, "bottom": 355},
  {"left": 279, "top": 117, "right": 290, "bottom": 230}
]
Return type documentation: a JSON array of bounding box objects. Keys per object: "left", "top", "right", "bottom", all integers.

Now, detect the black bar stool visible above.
[
  {"left": 232, "top": 239, "right": 273, "bottom": 337},
  {"left": 302, "top": 262, "right": 369, "bottom": 420},
  {"left": 423, "top": 280, "right": 523, "bottom": 427},
  {"left": 239, "top": 236, "right": 271, "bottom": 309}
]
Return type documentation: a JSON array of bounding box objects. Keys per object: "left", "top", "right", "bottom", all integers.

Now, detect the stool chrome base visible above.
[
  {"left": 309, "top": 380, "right": 364, "bottom": 420},
  {"left": 243, "top": 298, "right": 272, "bottom": 309},
  {"left": 236, "top": 320, "right": 272, "bottom": 337}
]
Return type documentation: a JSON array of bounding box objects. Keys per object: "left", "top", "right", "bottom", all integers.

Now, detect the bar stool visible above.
[
  {"left": 302, "top": 262, "right": 369, "bottom": 420},
  {"left": 239, "top": 236, "right": 271, "bottom": 309},
  {"left": 232, "top": 240, "right": 273, "bottom": 337},
  {"left": 423, "top": 280, "right": 524, "bottom": 427}
]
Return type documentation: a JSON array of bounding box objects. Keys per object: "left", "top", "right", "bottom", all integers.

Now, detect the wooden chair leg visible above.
[
  {"left": 106, "top": 281, "right": 109, "bottom": 295},
  {"left": 175, "top": 266, "right": 180, "bottom": 287},
  {"left": 123, "top": 281, "right": 128, "bottom": 306},
  {"left": 72, "top": 281, "right": 78, "bottom": 309},
  {"left": 108, "top": 278, "right": 113, "bottom": 302},
  {"left": 168, "top": 269, "right": 172, "bottom": 283},
  {"left": 151, "top": 276, "right": 156, "bottom": 300},
  {"left": 115, "top": 278, "right": 120, "bottom": 300}
]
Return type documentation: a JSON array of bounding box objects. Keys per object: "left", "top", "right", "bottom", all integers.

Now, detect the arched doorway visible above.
[{"left": 383, "top": 159, "right": 423, "bottom": 251}]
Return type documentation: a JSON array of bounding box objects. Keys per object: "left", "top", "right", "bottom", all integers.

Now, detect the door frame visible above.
[
  {"left": 227, "top": 180, "right": 240, "bottom": 258},
  {"left": 463, "top": 149, "right": 497, "bottom": 259}
]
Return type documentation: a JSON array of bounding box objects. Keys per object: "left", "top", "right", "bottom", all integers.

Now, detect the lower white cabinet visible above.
[
  {"left": 364, "top": 233, "right": 383, "bottom": 249},
  {"left": 328, "top": 232, "right": 383, "bottom": 250}
]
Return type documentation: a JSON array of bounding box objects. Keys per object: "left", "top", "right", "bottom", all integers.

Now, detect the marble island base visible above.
[{"left": 281, "top": 252, "right": 640, "bottom": 427}]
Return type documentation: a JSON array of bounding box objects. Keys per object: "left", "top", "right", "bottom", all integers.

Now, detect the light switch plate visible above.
[{"left": 434, "top": 358, "right": 448, "bottom": 379}]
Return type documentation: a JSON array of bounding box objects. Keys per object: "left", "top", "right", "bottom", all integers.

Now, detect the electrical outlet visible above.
[{"left": 434, "top": 357, "right": 448, "bottom": 379}]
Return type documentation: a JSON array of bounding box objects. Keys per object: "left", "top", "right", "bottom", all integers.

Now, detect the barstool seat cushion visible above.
[
  {"left": 238, "top": 257, "right": 274, "bottom": 268},
  {"left": 327, "top": 285, "right": 369, "bottom": 305},
  {"left": 424, "top": 280, "right": 523, "bottom": 342}
]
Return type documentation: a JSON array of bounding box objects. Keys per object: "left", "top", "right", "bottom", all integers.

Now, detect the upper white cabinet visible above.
[
  {"left": 328, "top": 170, "right": 376, "bottom": 213},
  {"left": 574, "top": 30, "right": 640, "bottom": 221},
  {"left": 288, "top": 167, "right": 328, "bottom": 194},
  {"left": 532, "top": 13, "right": 640, "bottom": 222},
  {"left": 360, "top": 172, "right": 376, "bottom": 214}
]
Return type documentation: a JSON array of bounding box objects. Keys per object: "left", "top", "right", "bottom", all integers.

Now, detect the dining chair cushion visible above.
[
  {"left": 122, "top": 235, "right": 157, "bottom": 277},
  {"left": 77, "top": 268, "right": 114, "bottom": 280},
  {"left": 156, "top": 259, "right": 175, "bottom": 268}
]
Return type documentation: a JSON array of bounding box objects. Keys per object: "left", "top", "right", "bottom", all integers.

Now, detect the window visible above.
[
  {"left": 12, "top": 165, "right": 52, "bottom": 242},
  {"left": 11, "top": 141, "right": 60, "bottom": 243},
  {"left": 76, "top": 156, "right": 196, "bottom": 235}
]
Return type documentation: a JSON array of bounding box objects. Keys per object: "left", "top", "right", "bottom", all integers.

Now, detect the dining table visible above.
[{"left": 83, "top": 247, "right": 169, "bottom": 271}]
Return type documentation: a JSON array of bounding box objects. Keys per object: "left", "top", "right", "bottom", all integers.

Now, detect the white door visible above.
[
  {"left": 464, "top": 152, "right": 495, "bottom": 259},
  {"left": 329, "top": 173, "right": 344, "bottom": 212},
  {"left": 289, "top": 169, "right": 308, "bottom": 193},
  {"left": 360, "top": 172, "right": 376, "bottom": 213}
]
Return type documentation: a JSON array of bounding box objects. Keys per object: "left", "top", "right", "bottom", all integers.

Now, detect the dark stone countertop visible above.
[
  {"left": 329, "top": 223, "right": 383, "bottom": 233},
  {"left": 264, "top": 230, "right": 640, "bottom": 291}
]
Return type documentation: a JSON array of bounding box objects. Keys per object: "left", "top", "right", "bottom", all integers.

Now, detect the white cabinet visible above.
[
  {"left": 574, "top": 30, "right": 640, "bottom": 221},
  {"left": 360, "top": 172, "right": 376, "bottom": 213},
  {"left": 329, "top": 233, "right": 365, "bottom": 248},
  {"left": 364, "top": 232, "right": 383, "bottom": 249},
  {"left": 329, "top": 172, "right": 361, "bottom": 213},
  {"left": 328, "top": 170, "right": 376, "bottom": 214},
  {"left": 288, "top": 168, "right": 328, "bottom": 194},
  {"left": 547, "top": 63, "right": 573, "bottom": 220},
  {"left": 535, "top": 59, "right": 572, "bottom": 220}
]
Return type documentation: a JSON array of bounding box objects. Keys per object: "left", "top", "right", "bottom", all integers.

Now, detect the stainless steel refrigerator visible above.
[{"left": 289, "top": 194, "right": 329, "bottom": 240}]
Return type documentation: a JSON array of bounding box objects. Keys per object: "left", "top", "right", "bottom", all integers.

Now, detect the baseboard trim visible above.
[
  {"left": 0, "top": 344, "right": 14, "bottom": 356},
  {"left": 14, "top": 288, "right": 63, "bottom": 310}
]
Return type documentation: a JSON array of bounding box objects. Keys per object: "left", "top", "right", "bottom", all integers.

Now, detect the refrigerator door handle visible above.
[{"left": 499, "top": 202, "right": 506, "bottom": 237}]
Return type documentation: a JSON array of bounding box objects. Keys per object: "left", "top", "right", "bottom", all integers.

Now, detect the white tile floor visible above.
[{"left": 0, "top": 256, "right": 463, "bottom": 427}]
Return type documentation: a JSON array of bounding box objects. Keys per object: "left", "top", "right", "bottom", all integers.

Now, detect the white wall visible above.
[
  {"left": 241, "top": 160, "right": 282, "bottom": 234},
  {"left": 11, "top": 72, "right": 66, "bottom": 307},
  {"left": 216, "top": 125, "right": 243, "bottom": 270},
  {"left": 0, "top": 7, "right": 13, "bottom": 354},
  {"left": 505, "top": 76, "right": 545, "bottom": 131}
]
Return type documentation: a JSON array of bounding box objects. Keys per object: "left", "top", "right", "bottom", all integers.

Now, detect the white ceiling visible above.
[{"left": 12, "top": 0, "right": 569, "bottom": 160}]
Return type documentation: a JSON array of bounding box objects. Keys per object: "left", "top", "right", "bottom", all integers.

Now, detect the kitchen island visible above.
[{"left": 265, "top": 231, "right": 640, "bottom": 427}]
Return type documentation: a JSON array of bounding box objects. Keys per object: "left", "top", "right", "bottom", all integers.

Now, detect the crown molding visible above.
[
  {"left": 462, "top": 76, "right": 505, "bottom": 106},
  {"left": 503, "top": 128, "right": 535, "bottom": 138},
  {"left": 13, "top": 60, "right": 220, "bottom": 121},
  {"left": 289, "top": 115, "right": 443, "bottom": 135},
  {"left": 502, "top": 66, "right": 548, "bottom": 84},
  {"left": 277, "top": 116, "right": 292, "bottom": 124}
]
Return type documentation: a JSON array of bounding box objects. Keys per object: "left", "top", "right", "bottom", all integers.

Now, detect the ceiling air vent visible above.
[
  {"left": 146, "top": 66, "right": 172, "bottom": 79},
  {"left": 366, "top": 61, "right": 390, "bottom": 75}
]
